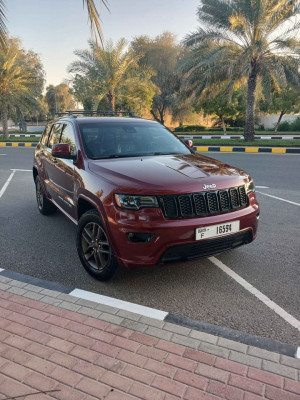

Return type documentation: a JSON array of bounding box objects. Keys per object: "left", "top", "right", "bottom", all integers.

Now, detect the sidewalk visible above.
[{"left": 0, "top": 272, "right": 299, "bottom": 400}]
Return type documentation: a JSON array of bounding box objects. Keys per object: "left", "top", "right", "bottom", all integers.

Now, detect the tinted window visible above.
[
  {"left": 61, "top": 124, "right": 77, "bottom": 155},
  {"left": 79, "top": 122, "right": 191, "bottom": 159},
  {"left": 41, "top": 125, "right": 52, "bottom": 146},
  {"left": 48, "top": 123, "right": 63, "bottom": 148}
]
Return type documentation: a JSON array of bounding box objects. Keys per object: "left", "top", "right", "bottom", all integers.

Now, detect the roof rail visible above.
[{"left": 56, "top": 110, "right": 140, "bottom": 118}]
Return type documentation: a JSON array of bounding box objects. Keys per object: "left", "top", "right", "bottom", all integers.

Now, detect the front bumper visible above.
[{"left": 107, "top": 194, "right": 259, "bottom": 269}]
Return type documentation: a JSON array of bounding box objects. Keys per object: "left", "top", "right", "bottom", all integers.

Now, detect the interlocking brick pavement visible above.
[{"left": 0, "top": 284, "right": 299, "bottom": 400}]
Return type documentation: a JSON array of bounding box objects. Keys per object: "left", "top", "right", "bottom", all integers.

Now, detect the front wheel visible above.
[{"left": 76, "top": 210, "right": 118, "bottom": 281}]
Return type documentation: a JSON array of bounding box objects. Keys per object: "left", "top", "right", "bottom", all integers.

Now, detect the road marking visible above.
[
  {"left": 0, "top": 154, "right": 6, "bottom": 156},
  {"left": 256, "top": 191, "right": 300, "bottom": 207},
  {"left": 10, "top": 169, "right": 32, "bottom": 172},
  {"left": 256, "top": 186, "right": 269, "bottom": 189},
  {"left": 0, "top": 170, "right": 16, "bottom": 200},
  {"left": 209, "top": 256, "right": 300, "bottom": 331},
  {"left": 70, "top": 288, "right": 168, "bottom": 320},
  {"left": 296, "top": 347, "right": 300, "bottom": 359},
  {"left": 0, "top": 268, "right": 4, "bottom": 272}
]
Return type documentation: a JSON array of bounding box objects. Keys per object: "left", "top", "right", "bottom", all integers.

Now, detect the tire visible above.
[
  {"left": 76, "top": 210, "right": 118, "bottom": 281},
  {"left": 35, "top": 175, "right": 56, "bottom": 215}
]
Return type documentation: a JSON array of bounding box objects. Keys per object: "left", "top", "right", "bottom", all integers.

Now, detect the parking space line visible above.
[
  {"left": 256, "top": 186, "right": 269, "bottom": 189},
  {"left": 10, "top": 169, "right": 32, "bottom": 172},
  {"left": 209, "top": 256, "right": 300, "bottom": 331},
  {"left": 70, "top": 288, "right": 168, "bottom": 320},
  {"left": 0, "top": 170, "right": 16, "bottom": 200},
  {"left": 256, "top": 191, "right": 300, "bottom": 207}
]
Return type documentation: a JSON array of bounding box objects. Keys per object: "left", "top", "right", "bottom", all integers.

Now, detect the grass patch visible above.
[
  {"left": 193, "top": 139, "right": 300, "bottom": 147},
  {"left": 0, "top": 137, "right": 40, "bottom": 142}
]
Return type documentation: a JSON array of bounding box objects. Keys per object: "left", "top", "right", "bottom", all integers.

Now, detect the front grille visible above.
[
  {"left": 161, "top": 230, "right": 252, "bottom": 263},
  {"left": 159, "top": 186, "right": 248, "bottom": 219}
]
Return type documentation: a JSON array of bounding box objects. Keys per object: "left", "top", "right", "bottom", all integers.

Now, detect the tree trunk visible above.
[
  {"left": 274, "top": 110, "right": 285, "bottom": 133},
  {"left": 221, "top": 117, "right": 227, "bottom": 134},
  {"left": 244, "top": 62, "right": 258, "bottom": 142},
  {"left": 1, "top": 107, "right": 9, "bottom": 139},
  {"left": 107, "top": 92, "right": 115, "bottom": 113}
]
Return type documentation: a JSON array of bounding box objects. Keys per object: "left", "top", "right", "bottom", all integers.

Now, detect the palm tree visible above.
[
  {"left": 69, "top": 39, "right": 142, "bottom": 112},
  {"left": 0, "top": 1, "right": 108, "bottom": 50},
  {"left": 0, "top": 39, "right": 45, "bottom": 138},
  {"left": 0, "top": 0, "right": 7, "bottom": 49},
  {"left": 182, "top": 0, "right": 300, "bottom": 141}
]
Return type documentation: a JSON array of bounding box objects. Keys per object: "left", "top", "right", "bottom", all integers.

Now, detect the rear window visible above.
[{"left": 79, "top": 122, "right": 191, "bottom": 159}]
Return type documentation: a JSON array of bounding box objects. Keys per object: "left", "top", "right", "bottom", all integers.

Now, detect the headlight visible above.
[
  {"left": 115, "top": 194, "right": 159, "bottom": 210},
  {"left": 246, "top": 179, "right": 255, "bottom": 194}
]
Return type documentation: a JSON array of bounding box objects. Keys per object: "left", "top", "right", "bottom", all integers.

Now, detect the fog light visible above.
[{"left": 127, "top": 233, "right": 155, "bottom": 243}]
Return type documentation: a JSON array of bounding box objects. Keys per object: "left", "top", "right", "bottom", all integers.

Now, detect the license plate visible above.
[{"left": 195, "top": 221, "right": 240, "bottom": 240}]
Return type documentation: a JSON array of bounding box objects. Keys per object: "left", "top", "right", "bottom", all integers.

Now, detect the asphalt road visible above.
[{"left": 0, "top": 148, "right": 299, "bottom": 346}]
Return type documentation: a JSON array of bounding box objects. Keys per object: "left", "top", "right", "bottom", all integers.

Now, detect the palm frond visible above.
[
  {"left": 0, "top": 0, "right": 7, "bottom": 49},
  {"left": 83, "top": 0, "right": 109, "bottom": 48}
]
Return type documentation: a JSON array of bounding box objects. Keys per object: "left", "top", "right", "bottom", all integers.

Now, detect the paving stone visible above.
[
  {"left": 77, "top": 307, "right": 102, "bottom": 318},
  {"left": 262, "top": 360, "right": 297, "bottom": 380},
  {"left": 145, "top": 326, "right": 173, "bottom": 341},
  {"left": 280, "top": 354, "right": 300, "bottom": 369},
  {"left": 199, "top": 342, "right": 230, "bottom": 358},
  {"left": 22, "top": 291, "right": 44, "bottom": 301},
  {"left": 0, "top": 283, "right": 11, "bottom": 291},
  {"left": 171, "top": 333, "right": 200, "bottom": 349},
  {"left": 229, "top": 351, "right": 262, "bottom": 368},
  {"left": 217, "top": 337, "right": 248, "bottom": 353},
  {"left": 59, "top": 301, "right": 81, "bottom": 312},
  {"left": 75, "top": 298, "right": 99, "bottom": 308},
  {"left": 189, "top": 330, "right": 218, "bottom": 344},
  {"left": 247, "top": 346, "right": 280, "bottom": 362},
  {"left": 7, "top": 287, "right": 27, "bottom": 296},
  {"left": 9, "top": 280, "right": 28, "bottom": 288},
  {"left": 0, "top": 276, "right": 12, "bottom": 284},
  {"left": 116, "top": 309, "right": 141, "bottom": 321},
  {"left": 138, "top": 316, "right": 165, "bottom": 329},
  {"left": 57, "top": 293, "right": 79, "bottom": 303},
  {"left": 121, "top": 319, "right": 147, "bottom": 333},
  {"left": 95, "top": 303, "right": 119, "bottom": 314},
  {"left": 23, "top": 284, "right": 44, "bottom": 293},
  {"left": 40, "top": 296, "right": 62, "bottom": 306},
  {"left": 163, "top": 322, "right": 191, "bottom": 336},
  {"left": 99, "top": 313, "right": 124, "bottom": 325}
]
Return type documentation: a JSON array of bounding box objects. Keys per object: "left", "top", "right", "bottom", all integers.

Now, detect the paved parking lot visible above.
[{"left": 0, "top": 148, "right": 299, "bottom": 347}]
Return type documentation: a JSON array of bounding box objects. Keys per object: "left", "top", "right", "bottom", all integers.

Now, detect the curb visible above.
[
  {"left": 0, "top": 142, "right": 37, "bottom": 147},
  {"left": 179, "top": 134, "right": 300, "bottom": 140},
  {"left": 0, "top": 268, "right": 299, "bottom": 361},
  {"left": 194, "top": 146, "right": 300, "bottom": 154}
]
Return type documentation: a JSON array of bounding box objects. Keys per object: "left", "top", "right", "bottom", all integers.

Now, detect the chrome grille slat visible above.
[{"left": 159, "top": 186, "right": 248, "bottom": 219}]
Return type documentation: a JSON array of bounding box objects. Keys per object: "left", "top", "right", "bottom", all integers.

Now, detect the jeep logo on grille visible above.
[{"left": 203, "top": 184, "right": 216, "bottom": 190}]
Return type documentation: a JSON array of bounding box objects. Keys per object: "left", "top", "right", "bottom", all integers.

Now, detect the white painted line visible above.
[
  {"left": 256, "top": 191, "right": 300, "bottom": 207},
  {"left": 70, "top": 288, "right": 168, "bottom": 320},
  {"left": 10, "top": 169, "right": 32, "bottom": 172},
  {"left": 296, "top": 347, "right": 300, "bottom": 359},
  {"left": 209, "top": 256, "right": 300, "bottom": 331},
  {"left": 0, "top": 268, "right": 4, "bottom": 272},
  {"left": 0, "top": 154, "right": 6, "bottom": 156},
  {"left": 256, "top": 186, "right": 269, "bottom": 189},
  {"left": 0, "top": 170, "right": 16, "bottom": 200}
]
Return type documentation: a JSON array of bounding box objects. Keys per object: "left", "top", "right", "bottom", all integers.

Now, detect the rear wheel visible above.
[
  {"left": 35, "top": 176, "right": 56, "bottom": 215},
  {"left": 76, "top": 210, "right": 118, "bottom": 281}
]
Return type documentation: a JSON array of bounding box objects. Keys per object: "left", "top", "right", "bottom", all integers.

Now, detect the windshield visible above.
[{"left": 79, "top": 122, "right": 191, "bottom": 159}]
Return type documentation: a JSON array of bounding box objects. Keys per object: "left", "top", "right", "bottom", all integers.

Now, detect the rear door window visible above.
[
  {"left": 41, "top": 124, "right": 52, "bottom": 146},
  {"left": 60, "top": 124, "right": 77, "bottom": 156}
]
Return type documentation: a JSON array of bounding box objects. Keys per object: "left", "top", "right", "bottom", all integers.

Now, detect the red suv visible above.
[{"left": 33, "top": 115, "right": 259, "bottom": 280}]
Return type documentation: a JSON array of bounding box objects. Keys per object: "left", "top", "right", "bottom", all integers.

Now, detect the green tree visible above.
[
  {"left": 131, "top": 32, "right": 183, "bottom": 125},
  {"left": 259, "top": 87, "right": 300, "bottom": 132},
  {"left": 69, "top": 39, "right": 155, "bottom": 113},
  {"left": 182, "top": 0, "right": 300, "bottom": 141},
  {"left": 45, "top": 83, "right": 74, "bottom": 118},
  {"left": 0, "top": 38, "right": 45, "bottom": 137}
]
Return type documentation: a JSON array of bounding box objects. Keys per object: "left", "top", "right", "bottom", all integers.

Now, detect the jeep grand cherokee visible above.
[{"left": 33, "top": 115, "right": 259, "bottom": 280}]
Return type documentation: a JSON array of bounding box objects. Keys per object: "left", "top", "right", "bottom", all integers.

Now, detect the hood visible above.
[{"left": 88, "top": 153, "right": 249, "bottom": 194}]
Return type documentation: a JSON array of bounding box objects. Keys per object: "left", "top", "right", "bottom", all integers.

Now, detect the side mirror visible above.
[
  {"left": 184, "top": 139, "right": 194, "bottom": 149},
  {"left": 52, "top": 143, "right": 74, "bottom": 159}
]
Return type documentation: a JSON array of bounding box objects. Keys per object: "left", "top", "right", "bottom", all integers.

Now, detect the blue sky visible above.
[{"left": 6, "top": 0, "right": 200, "bottom": 86}]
